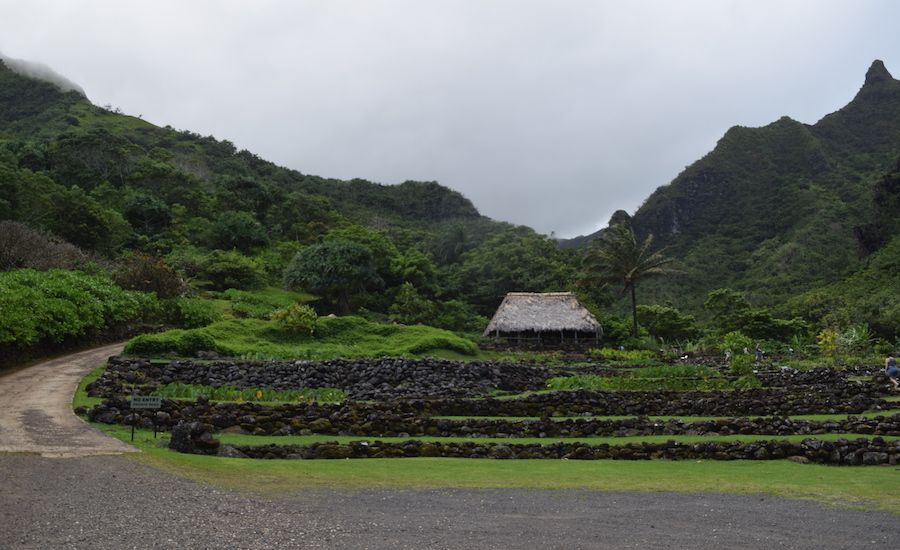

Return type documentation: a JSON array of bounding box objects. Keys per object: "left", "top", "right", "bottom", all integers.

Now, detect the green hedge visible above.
[{"left": 0, "top": 269, "right": 156, "bottom": 347}]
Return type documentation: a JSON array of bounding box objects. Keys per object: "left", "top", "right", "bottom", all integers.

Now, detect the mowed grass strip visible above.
[
  {"left": 72, "top": 365, "right": 106, "bottom": 410},
  {"left": 212, "top": 433, "right": 899, "bottom": 447},
  {"left": 95, "top": 424, "right": 900, "bottom": 512},
  {"left": 431, "top": 411, "right": 900, "bottom": 422}
]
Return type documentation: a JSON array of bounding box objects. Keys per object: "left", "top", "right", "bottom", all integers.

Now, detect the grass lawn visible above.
[{"left": 93, "top": 424, "right": 900, "bottom": 512}]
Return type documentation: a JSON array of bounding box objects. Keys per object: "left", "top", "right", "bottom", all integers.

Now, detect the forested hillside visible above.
[
  {"left": 567, "top": 60, "right": 900, "bottom": 317},
  {"left": 2, "top": 57, "right": 899, "bottom": 362},
  {"left": 0, "top": 56, "right": 577, "bottom": 362}
]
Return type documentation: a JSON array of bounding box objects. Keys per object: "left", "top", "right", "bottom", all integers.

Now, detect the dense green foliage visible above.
[
  {"left": 283, "top": 240, "right": 382, "bottom": 313},
  {"left": 787, "top": 235, "right": 900, "bottom": 337},
  {"left": 704, "top": 288, "right": 805, "bottom": 340},
  {"left": 635, "top": 304, "right": 698, "bottom": 342},
  {"left": 0, "top": 269, "right": 154, "bottom": 347}
]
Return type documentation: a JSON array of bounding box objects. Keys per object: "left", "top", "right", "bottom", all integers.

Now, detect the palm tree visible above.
[{"left": 581, "top": 223, "right": 675, "bottom": 337}]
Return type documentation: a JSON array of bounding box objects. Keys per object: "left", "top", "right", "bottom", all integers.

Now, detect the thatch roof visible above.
[{"left": 483, "top": 292, "right": 601, "bottom": 336}]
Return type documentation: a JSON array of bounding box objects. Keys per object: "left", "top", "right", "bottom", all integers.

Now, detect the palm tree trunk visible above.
[{"left": 630, "top": 284, "right": 638, "bottom": 337}]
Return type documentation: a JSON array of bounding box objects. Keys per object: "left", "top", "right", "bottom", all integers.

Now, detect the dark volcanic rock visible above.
[
  {"left": 169, "top": 421, "right": 220, "bottom": 455},
  {"left": 96, "top": 356, "right": 549, "bottom": 400}
]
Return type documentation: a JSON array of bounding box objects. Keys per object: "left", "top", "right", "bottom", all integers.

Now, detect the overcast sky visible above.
[{"left": 1, "top": 1, "right": 898, "bottom": 237}]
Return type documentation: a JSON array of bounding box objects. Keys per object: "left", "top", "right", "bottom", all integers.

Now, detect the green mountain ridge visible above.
[
  {"left": 0, "top": 58, "right": 506, "bottom": 246},
  {"left": 2, "top": 56, "right": 899, "bottom": 338},
  {"left": 566, "top": 60, "right": 900, "bottom": 315}
]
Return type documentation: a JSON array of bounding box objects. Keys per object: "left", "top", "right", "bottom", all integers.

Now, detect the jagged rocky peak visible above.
[
  {"left": 864, "top": 59, "right": 893, "bottom": 86},
  {"left": 608, "top": 210, "right": 632, "bottom": 227}
]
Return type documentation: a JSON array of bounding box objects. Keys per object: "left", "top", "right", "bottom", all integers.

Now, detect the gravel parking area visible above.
[{"left": 2, "top": 454, "right": 898, "bottom": 549}]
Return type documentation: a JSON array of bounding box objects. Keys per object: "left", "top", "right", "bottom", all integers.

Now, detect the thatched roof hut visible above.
[{"left": 483, "top": 292, "right": 601, "bottom": 345}]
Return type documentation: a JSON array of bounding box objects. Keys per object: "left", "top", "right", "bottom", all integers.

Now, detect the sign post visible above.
[{"left": 130, "top": 396, "right": 163, "bottom": 441}]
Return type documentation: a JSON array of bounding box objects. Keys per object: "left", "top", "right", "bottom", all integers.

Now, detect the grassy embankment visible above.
[{"left": 124, "top": 315, "right": 479, "bottom": 360}]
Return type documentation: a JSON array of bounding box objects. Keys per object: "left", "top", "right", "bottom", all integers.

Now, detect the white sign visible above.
[{"left": 130, "top": 396, "right": 162, "bottom": 409}]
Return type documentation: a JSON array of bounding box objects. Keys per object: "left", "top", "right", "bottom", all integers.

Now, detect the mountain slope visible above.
[
  {"left": 0, "top": 58, "right": 505, "bottom": 251},
  {"left": 569, "top": 60, "right": 900, "bottom": 312}
]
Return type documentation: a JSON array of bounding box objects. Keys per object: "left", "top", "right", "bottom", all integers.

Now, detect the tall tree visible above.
[
  {"left": 282, "top": 239, "right": 382, "bottom": 314},
  {"left": 581, "top": 223, "right": 675, "bottom": 337}
]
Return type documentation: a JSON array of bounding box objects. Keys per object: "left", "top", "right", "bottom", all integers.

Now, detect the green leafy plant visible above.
[
  {"left": 271, "top": 303, "right": 317, "bottom": 335},
  {"left": 721, "top": 331, "right": 753, "bottom": 355},
  {"left": 729, "top": 354, "right": 754, "bottom": 376},
  {"left": 0, "top": 269, "right": 155, "bottom": 348},
  {"left": 161, "top": 297, "right": 222, "bottom": 328},
  {"left": 816, "top": 327, "right": 840, "bottom": 363}
]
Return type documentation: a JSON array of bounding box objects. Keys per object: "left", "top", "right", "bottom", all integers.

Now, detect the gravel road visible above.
[
  {"left": 0, "top": 346, "right": 898, "bottom": 549},
  {"left": 0, "top": 343, "right": 134, "bottom": 457}
]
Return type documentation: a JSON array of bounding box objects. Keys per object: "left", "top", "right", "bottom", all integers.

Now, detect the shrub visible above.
[
  {"left": 636, "top": 304, "right": 699, "bottom": 341},
  {"left": 816, "top": 328, "right": 840, "bottom": 362},
  {"left": 217, "top": 288, "right": 306, "bottom": 319},
  {"left": 272, "top": 303, "right": 318, "bottom": 335},
  {"left": 729, "top": 354, "right": 754, "bottom": 376},
  {"left": 0, "top": 269, "right": 155, "bottom": 348},
  {"left": 388, "top": 282, "right": 436, "bottom": 325},
  {"left": 195, "top": 250, "right": 266, "bottom": 291},
  {"left": 176, "top": 331, "right": 220, "bottom": 356},
  {"left": 124, "top": 329, "right": 230, "bottom": 357},
  {"left": 433, "top": 300, "right": 489, "bottom": 333},
  {"left": 721, "top": 331, "right": 753, "bottom": 355},
  {"left": 125, "top": 332, "right": 182, "bottom": 356},
  {"left": 283, "top": 239, "right": 382, "bottom": 313},
  {"left": 0, "top": 221, "right": 93, "bottom": 271},
  {"left": 114, "top": 253, "right": 186, "bottom": 298},
  {"left": 161, "top": 297, "right": 222, "bottom": 328},
  {"left": 205, "top": 210, "right": 268, "bottom": 253}
]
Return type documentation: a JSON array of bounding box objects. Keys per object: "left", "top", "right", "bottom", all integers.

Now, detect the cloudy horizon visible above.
[{"left": 1, "top": 1, "right": 898, "bottom": 237}]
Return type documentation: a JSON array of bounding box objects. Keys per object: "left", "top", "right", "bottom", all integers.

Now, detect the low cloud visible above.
[{"left": 0, "top": 52, "right": 86, "bottom": 97}]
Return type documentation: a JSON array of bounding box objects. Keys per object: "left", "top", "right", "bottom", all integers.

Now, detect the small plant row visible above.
[
  {"left": 151, "top": 383, "right": 346, "bottom": 404},
  {"left": 170, "top": 421, "right": 900, "bottom": 465},
  {"left": 85, "top": 397, "right": 900, "bottom": 438}
]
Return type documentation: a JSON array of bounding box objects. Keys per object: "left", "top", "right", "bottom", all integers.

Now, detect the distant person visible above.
[
  {"left": 755, "top": 345, "right": 764, "bottom": 362},
  {"left": 886, "top": 353, "right": 899, "bottom": 389}
]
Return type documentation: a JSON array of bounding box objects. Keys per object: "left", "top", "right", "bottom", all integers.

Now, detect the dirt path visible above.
[{"left": 0, "top": 343, "right": 135, "bottom": 457}]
